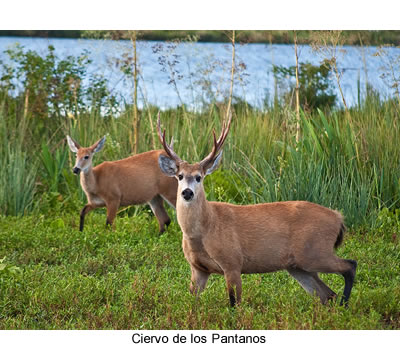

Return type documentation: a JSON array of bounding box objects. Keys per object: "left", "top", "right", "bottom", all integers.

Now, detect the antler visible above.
[
  {"left": 157, "top": 112, "right": 182, "bottom": 163},
  {"left": 199, "top": 110, "right": 233, "bottom": 169}
]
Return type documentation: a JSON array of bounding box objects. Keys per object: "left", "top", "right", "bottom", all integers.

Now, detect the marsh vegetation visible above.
[{"left": 0, "top": 31, "right": 399, "bottom": 329}]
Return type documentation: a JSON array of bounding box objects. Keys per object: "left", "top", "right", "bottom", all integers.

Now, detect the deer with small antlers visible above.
[
  {"left": 157, "top": 113, "right": 357, "bottom": 307},
  {"left": 67, "top": 135, "right": 177, "bottom": 232}
]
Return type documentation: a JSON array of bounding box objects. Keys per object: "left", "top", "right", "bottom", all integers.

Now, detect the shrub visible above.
[{"left": 273, "top": 61, "right": 336, "bottom": 111}]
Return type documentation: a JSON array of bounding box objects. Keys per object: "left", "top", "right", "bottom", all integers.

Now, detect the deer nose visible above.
[
  {"left": 181, "top": 188, "right": 194, "bottom": 201},
  {"left": 73, "top": 167, "right": 81, "bottom": 175}
]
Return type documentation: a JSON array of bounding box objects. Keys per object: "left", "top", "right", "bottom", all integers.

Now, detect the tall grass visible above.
[
  {"left": 0, "top": 91, "right": 399, "bottom": 227},
  {"left": 0, "top": 110, "right": 37, "bottom": 216}
]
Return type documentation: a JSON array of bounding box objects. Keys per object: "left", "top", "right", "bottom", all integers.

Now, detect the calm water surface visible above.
[{"left": 0, "top": 36, "right": 398, "bottom": 109}]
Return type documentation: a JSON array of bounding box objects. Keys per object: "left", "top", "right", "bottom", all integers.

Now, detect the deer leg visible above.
[
  {"left": 79, "top": 204, "right": 96, "bottom": 232},
  {"left": 224, "top": 271, "right": 242, "bottom": 307},
  {"left": 313, "top": 273, "right": 338, "bottom": 303},
  {"left": 105, "top": 199, "right": 120, "bottom": 228},
  {"left": 340, "top": 259, "right": 357, "bottom": 306},
  {"left": 299, "top": 257, "right": 357, "bottom": 307},
  {"left": 288, "top": 268, "right": 337, "bottom": 304},
  {"left": 189, "top": 265, "right": 210, "bottom": 296},
  {"left": 149, "top": 195, "right": 171, "bottom": 234}
]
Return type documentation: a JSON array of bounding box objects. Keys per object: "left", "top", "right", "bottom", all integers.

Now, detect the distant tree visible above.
[
  {"left": 0, "top": 44, "right": 89, "bottom": 119},
  {"left": 0, "top": 44, "right": 119, "bottom": 121},
  {"left": 273, "top": 61, "right": 336, "bottom": 112}
]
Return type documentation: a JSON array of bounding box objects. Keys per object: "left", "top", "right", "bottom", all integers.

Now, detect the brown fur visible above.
[
  {"left": 334, "top": 223, "right": 346, "bottom": 249},
  {"left": 176, "top": 164, "right": 356, "bottom": 307},
  {"left": 68, "top": 135, "right": 177, "bottom": 232},
  {"left": 157, "top": 118, "right": 357, "bottom": 307},
  {"left": 83, "top": 150, "right": 177, "bottom": 207}
]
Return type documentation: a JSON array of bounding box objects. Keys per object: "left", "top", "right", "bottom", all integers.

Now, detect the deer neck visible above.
[
  {"left": 177, "top": 189, "right": 213, "bottom": 239},
  {"left": 80, "top": 166, "right": 97, "bottom": 194}
]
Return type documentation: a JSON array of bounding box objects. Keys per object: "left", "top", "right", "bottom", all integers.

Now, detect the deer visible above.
[
  {"left": 156, "top": 113, "right": 357, "bottom": 307},
  {"left": 66, "top": 135, "right": 177, "bottom": 233}
]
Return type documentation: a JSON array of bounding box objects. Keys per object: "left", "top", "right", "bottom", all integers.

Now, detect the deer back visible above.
[{"left": 92, "top": 150, "right": 177, "bottom": 206}]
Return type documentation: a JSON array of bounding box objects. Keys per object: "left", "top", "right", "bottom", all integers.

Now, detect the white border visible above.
[
  {"left": 1, "top": 0, "right": 400, "bottom": 30},
  {"left": 1, "top": 330, "right": 399, "bottom": 350},
  {"left": 1, "top": 0, "right": 399, "bottom": 346}
]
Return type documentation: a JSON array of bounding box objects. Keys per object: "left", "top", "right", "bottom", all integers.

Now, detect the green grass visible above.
[
  {"left": 1, "top": 86, "right": 400, "bottom": 227},
  {"left": 1, "top": 209, "right": 399, "bottom": 330},
  {"left": 1, "top": 99, "right": 400, "bottom": 329},
  {"left": 1, "top": 41, "right": 400, "bottom": 331},
  {"left": 0, "top": 111, "right": 38, "bottom": 216}
]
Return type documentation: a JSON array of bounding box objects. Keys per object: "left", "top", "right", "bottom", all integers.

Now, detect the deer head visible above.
[
  {"left": 157, "top": 112, "right": 232, "bottom": 203},
  {"left": 67, "top": 135, "right": 106, "bottom": 175}
]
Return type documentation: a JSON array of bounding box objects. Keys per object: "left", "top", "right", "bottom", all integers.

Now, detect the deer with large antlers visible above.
[
  {"left": 67, "top": 135, "right": 177, "bottom": 232},
  {"left": 157, "top": 113, "right": 357, "bottom": 307}
]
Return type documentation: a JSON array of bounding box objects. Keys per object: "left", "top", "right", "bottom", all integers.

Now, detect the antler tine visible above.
[
  {"left": 157, "top": 112, "right": 182, "bottom": 163},
  {"left": 215, "top": 109, "right": 233, "bottom": 153},
  {"left": 200, "top": 110, "right": 233, "bottom": 168}
]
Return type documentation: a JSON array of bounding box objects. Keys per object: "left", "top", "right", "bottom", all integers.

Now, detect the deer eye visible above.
[
  {"left": 196, "top": 175, "right": 201, "bottom": 183},
  {"left": 84, "top": 155, "right": 89, "bottom": 160},
  {"left": 178, "top": 174, "right": 183, "bottom": 181}
]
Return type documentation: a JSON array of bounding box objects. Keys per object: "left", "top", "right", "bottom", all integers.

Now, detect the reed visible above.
[
  {"left": 0, "top": 110, "right": 37, "bottom": 216},
  {"left": 0, "top": 73, "right": 399, "bottom": 228},
  {"left": 0, "top": 43, "right": 400, "bottom": 230}
]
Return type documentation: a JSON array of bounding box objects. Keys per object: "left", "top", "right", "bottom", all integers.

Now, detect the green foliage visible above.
[
  {"left": 0, "top": 111, "right": 37, "bottom": 216},
  {"left": 203, "top": 169, "right": 246, "bottom": 203},
  {"left": 40, "top": 142, "right": 69, "bottom": 193},
  {"left": 376, "top": 208, "right": 400, "bottom": 235},
  {"left": 0, "top": 214, "right": 399, "bottom": 329},
  {"left": 1, "top": 44, "right": 89, "bottom": 117},
  {"left": 86, "top": 74, "right": 119, "bottom": 117},
  {"left": 273, "top": 62, "right": 336, "bottom": 111},
  {"left": 233, "top": 108, "right": 400, "bottom": 227},
  {"left": 0, "top": 146, "right": 37, "bottom": 216},
  {"left": 1, "top": 88, "right": 400, "bottom": 226},
  {"left": 0, "top": 256, "right": 23, "bottom": 284},
  {"left": 1, "top": 43, "right": 400, "bottom": 330},
  {"left": 0, "top": 44, "right": 118, "bottom": 120}
]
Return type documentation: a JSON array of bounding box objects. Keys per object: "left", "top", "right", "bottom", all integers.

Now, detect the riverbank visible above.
[{"left": 1, "top": 30, "right": 399, "bottom": 46}]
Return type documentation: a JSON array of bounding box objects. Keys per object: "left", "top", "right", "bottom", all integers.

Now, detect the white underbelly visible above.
[{"left": 88, "top": 194, "right": 105, "bottom": 206}]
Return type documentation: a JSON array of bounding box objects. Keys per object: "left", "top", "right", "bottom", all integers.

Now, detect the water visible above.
[{"left": 0, "top": 36, "right": 399, "bottom": 109}]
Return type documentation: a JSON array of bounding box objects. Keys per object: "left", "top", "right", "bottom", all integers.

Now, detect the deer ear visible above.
[
  {"left": 204, "top": 151, "right": 223, "bottom": 176},
  {"left": 67, "top": 135, "right": 80, "bottom": 153},
  {"left": 159, "top": 155, "right": 178, "bottom": 177},
  {"left": 92, "top": 136, "right": 106, "bottom": 153}
]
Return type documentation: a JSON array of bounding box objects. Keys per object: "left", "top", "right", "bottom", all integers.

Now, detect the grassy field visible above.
[
  {"left": 1, "top": 102, "right": 400, "bottom": 329},
  {"left": 1, "top": 206, "right": 400, "bottom": 330},
  {"left": 1, "top": 41, "right": 400, "bottom": 330}
]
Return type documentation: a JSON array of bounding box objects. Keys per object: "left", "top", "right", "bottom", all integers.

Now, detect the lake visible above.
[{"left": 0, "top": 36, "right": 399, "bottom": 109}]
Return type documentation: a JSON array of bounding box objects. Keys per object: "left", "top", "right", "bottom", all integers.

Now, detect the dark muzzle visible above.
[
  {"left": 181, "top": 188, "right": 194, "bottom": 201},
  {"left": 73, "top": 167, "right": 81, "bottom": 175}
]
